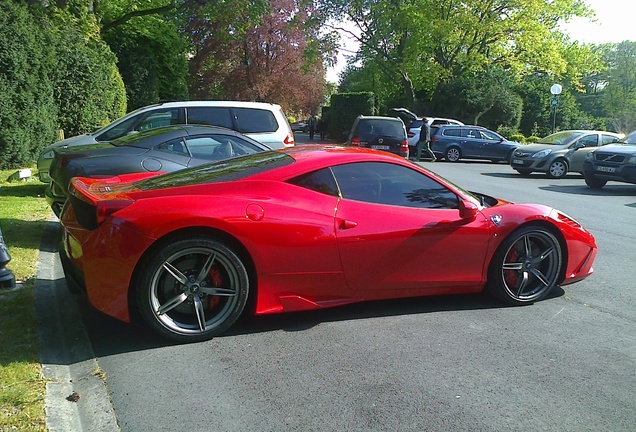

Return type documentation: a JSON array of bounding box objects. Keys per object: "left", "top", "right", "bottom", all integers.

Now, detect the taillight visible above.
[
  {"left": 431, "top": 136, "right": 438, "bottom": 142},
  {"left": 400, "top": 140, "right": 409, "bottom": 152},
  {"left": 351, "top": 137, "right": 361, "bottom": 146},
  {"left": 407, "top": 132, "right": 415, "bottom": 138},
  {"left": 96, "top": 200, "right": 133, "bottom": 225},
  {"left": 284, "top": 132, "right": 295, "bottom": 147}
]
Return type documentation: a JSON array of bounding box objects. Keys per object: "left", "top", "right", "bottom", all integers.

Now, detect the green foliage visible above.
[
  {"left": 49, "top": 9, "right": 127, "bottom": 137},
  {"left": 329, "top": 92, "right": 376, "bottom": 141},
  {"left": 0, "top": 2, "right": 57, "bottom": 170},
  {"left": 103, "top": 17, "right": 189, "bottom": 110},
  {"left": 526, "top": 135, "right": 541, "bottom": 143}
]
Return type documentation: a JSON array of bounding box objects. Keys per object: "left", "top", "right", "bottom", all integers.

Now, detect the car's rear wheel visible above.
[
  {"left": 584, "top": 174, "right": 607, "bottom": 189},
  {"left": 136, "top": 237, "right": 249, "bottom": 343},
  {"left": 547, "top": 159, "right": 568, "bottom": 178},
  {"left": 487, "top": 225, "right": 562, "bottom": 305},
  {"left": 445, "top": 147, "right": 461, "bottom": 162},
  {"left": 515, "top": 169, "right": 532, "bottom": 176}
]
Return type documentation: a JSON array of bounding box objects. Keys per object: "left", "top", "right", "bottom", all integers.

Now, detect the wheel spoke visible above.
[
  {"left": 503, "top": 262, "right": 523, "bottom": 271},
  {"left": 195, "top": 252, "right": 217, "bottom": 284},
  {"left": 157, "top": 293, "right": 188, "bottom": 315},
  {"left": 163, "top": 262, "right": 188, "bottom": 285},
  {"left": 534, "top": 246, "right": 554, "bottom": 264},
  {"left": 200, "top": 287, "right": 236, "bottom": 297},
  {"left": 522, "top": 235, "right": 531, "bottom": 257},
  {"left": 192, "top": 296, "right": 206, "bottom": 331},
  {"left": 515, "top": 271, "right": 529, "bottom": 297},
  {"left": 529, "top": 268, "right": 551, "bottom": 287}
]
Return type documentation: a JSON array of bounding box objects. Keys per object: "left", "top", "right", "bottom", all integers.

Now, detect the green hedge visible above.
[{"left": 329, "top": 92, "right": 376, "bottom": 142}]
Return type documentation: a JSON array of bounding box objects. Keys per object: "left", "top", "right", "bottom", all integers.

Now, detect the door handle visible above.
[{"left": 338, "top": 219, "right": 358, "bottom": 230}]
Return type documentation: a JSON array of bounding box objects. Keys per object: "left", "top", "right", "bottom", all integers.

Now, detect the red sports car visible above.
[{"left": 59, "top": 146, "right": 597, "bottom": 342}]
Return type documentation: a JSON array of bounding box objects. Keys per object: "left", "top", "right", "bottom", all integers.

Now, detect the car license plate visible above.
[
  {"left": 512, "top": 159, "right": 523, "bottom": 165},
  {"left": 596, "top": 166, "right": 616, "bottom": 173},
  {"left": 371, "top": 145, "right": 390, "bottom": 150}
]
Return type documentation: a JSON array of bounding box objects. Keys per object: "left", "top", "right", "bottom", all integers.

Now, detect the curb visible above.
[{"left": 35, "top": 218, "right": 119, "bottom": 431}]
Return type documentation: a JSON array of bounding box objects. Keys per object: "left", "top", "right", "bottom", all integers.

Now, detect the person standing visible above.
[
  {"left": 308, "top": 114, "right": 317, "bottom": 140},
  {"left": 416, "top": 119, "right": 436, "bottom": 162}
]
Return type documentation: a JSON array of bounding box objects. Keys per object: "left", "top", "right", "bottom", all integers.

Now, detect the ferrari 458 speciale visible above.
[{"left": 59, "top": 146, "right": 597, "bottom": 342}]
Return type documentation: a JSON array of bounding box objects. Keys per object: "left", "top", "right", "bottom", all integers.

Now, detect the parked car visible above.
[
  {"left": 430, "top": 125, "right": 520, "bottom": 162},
  {"left": 37, "top": 101, "right": 294, "bottom": 182},
  {"left": 386, "top": 107, "right": 464, "bottom": 152},
  {"left": 58, "top": 145, "right": 597, "bottom": 342},
  {"left": 510, "top": 130, "right": 622, "bottom": 178},
  {"left": 582, "top": 129, "right": 636, "bottom": 189},
  {"left": 45, "top": 125, "right": 270, "bottom": 216},
  {"left": 345, "top": 115, "right": 409, "bottom": 158},
  {"left": 291, "top": 122, "right": 309, "bottom": 133}
]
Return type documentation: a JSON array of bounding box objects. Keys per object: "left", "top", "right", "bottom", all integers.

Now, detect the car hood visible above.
[
  {"left": 517, "top": 143, "right": 564, "bottom": 153},
  {"left": 43, "top": 133, "right": 99, "bottom": 153},
  {"left": 594, "top": 143, "right": 636, "bottom": 155}
]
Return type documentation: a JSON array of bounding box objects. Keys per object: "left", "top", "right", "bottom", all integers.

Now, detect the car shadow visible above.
[
  {"left": 481, "top": 172, "right": 585, "bottom": 180},
  {"left": 78, "top": 286, "right": 565, "bottom": 357},
  {"left": 539, "top": 184, "right": 636, "bottom": 197}
]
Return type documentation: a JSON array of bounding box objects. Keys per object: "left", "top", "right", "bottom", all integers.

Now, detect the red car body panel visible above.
[{"left": 59, "top": 146, "right": 597, "bottom": 324}]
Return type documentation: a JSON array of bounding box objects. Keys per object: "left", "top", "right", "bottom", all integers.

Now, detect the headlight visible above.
[
  {"left": 628, "top": 156, "right": 636, "bottom": 164},
  {"left": 585, "top": 152, "right": 594, "bottom": 161},
  {"left": 532, "top": 149, "right": 552, "bottom": 159},
  {"left": 41, "top": 150, "right": 55, "bottom": 160}
]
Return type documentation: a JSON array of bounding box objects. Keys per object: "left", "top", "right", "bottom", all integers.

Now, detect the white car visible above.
[{"left": 37, "top": 101, "right": 294, "bottom": 182}]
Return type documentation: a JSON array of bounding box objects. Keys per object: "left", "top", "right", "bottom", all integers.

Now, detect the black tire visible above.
[
  {"left": 136, "top": 237, "right": 249, "bottom": 342},
  {"left": 547, "top": 159, "right": 568, "bottom": 179},
  {"left": 584, "top": 174, "right": 607, "bottom": 189},
  {"left": 445, "top": 147, "right": 461, "bottom": 162},
  {"left": 515, "top": 169, "right": 532, "bottom": 176},
  {"left": 487, "top": 225, "right": 562, "bottom": 305}
]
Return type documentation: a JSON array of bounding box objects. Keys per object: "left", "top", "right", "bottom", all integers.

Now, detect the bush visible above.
[
  {"left": 329, "top": 92, "right": 376, "bottom": 141},
  {"left": 0, "top": 2, "right": 57, "bottom": 169},
  {"left": 508, "top": 133, "right": 526, "bottom": 143},
  {"left": 526, "top": 136, "right": 541, "bottom": 143}
]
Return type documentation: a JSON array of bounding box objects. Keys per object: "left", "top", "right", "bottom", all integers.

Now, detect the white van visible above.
[{"left": 37, "top": 101, "right": 294, "bottom": 182}]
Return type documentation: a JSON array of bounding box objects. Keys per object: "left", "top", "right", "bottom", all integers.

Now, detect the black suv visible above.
[
  {"left": 430, "top": 125, "right": 520, "bottom": 162},
  {"left": 583, "top": 130, "right": 636, "bottom": 189},
  {"left": 345, "top": 116, "right": 409, "bottom": 158}
]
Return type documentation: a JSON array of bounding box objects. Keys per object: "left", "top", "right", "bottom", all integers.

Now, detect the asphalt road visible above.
[{"left": 49, "top": 154, "right": 636, "bottom": 431}]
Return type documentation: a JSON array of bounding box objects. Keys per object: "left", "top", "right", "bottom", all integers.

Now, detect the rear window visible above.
[
  {"left": 234, "top": 108, "right": 279, "bottom": 133},
  {"left": 134, "top": 151, "right": 293, "bottom": 191},
  {"left": 357, "top": 120, "right": 405, "bottom": 139}
]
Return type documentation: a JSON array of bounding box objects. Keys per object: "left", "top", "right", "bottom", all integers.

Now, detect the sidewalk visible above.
[{"left": 36, "top": 218, "right": 119, "bottom": 431}]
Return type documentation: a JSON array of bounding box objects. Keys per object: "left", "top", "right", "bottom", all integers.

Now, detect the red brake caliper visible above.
[
  {"left": 504, "top": 246, "right": 519, "bottom": 287},
  {"left": 207, "top": 267, "right": 222, "bottom": 309}
]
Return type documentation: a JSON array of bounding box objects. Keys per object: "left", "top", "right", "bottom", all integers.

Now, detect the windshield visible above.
[
  {"left": 620, "top": 130, "right": 636, "bottom": 144},
  {"left": 538, "top": 131, "right": 585, "bottom": 146},
  {"left": 134, "top": 151, "right": 293, "bottom": 191}
]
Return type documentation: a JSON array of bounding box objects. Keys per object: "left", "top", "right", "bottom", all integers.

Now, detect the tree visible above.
[{"left": 600, "top": 41, "right": 636, "bottom": 133}]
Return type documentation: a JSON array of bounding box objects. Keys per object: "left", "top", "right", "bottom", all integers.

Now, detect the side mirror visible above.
[
  {"left": 459, "top": 199, "right": 479, "bottom": 220},
  {"left": 572, "top": 142, "right": 585, "bottom": 149}
]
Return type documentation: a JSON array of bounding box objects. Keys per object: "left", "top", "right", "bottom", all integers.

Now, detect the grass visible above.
[{"left": 0, "top": 167, "right": 51, "bottom": 431}]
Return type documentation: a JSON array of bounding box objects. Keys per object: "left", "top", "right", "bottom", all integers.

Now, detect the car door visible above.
[
  {"left": 568, "top": 133, "right": 599, "bottom": 173},
  {"left": 331, "top": 162, "right": 490, "bottom": 294},
  {"left": 478, "top": 129, "right": 507, "bottom": 159},
  {"left": 460, "top": 128, "right": 484, "bottom": 157}
]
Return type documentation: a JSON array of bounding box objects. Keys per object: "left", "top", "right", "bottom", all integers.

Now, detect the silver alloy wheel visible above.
[
  {"left": 499, "top": 230, "right": 561, "bottom": 302},
  {"left": 548, "top": 160, "right": 567, "bottom": 178},
  {"left": 446, "top": 147, "right": 461, "bottom": 162},
  {"left": 149, "top": 245, "right": 243, "bottom": 337}
]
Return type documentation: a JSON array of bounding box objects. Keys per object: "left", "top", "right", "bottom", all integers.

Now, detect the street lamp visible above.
[{"left": 550, "top": 84, "right": 562, "bottom": 133}]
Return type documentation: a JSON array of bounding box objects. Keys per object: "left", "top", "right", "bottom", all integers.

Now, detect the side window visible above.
[
  {"left": 186, "top": 107, "right": 234, "bottom": 129},
  {"left": 185, "top": 135, "right": 265, "bottom": 160},
  {"left": 96, "top": 115, "right": 141, "bottom": 141},
  {"left": 287, "top": 168, "right": 339, "bottom": 197},
  {"left": 463, "top": 128, "right": 480, "bottom": 139},
  {"left": 578, "top": 134, "right": 599, "bottom": 147},
  {"left": 154, "top": 138, "right": 189, "bottom": 156},
  {"left": 234, "top": 108, "right": 278, "bottom": 133},
  {"left": 601, "top": 134, "right": 619, "bottom": 145},
  {"left": 480, "top": 130, "right": 500, "bottom": 141},
  {"left": 331, "top": 162, "right": 459, "bottom": 209},
  {"left": 444, "top": 128, "right": 461, "bottom": 137},
  {"left": 135, "top": 109, "right": 181, "bottom": 132}
]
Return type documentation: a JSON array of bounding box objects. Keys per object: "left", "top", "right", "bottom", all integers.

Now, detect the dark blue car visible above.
[{"left": 430, "top": 125, "right": 520, "bottom": 163}]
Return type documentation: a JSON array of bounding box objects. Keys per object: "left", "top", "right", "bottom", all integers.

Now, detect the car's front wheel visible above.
[
  {"left": 547, "top": 159, "right": 568, "bottom": 179},
  {"left": 584, "top": 174, "right": 607, "bottom": 189},
  {"left": 487, "top": 225, "right": 562, "bottom": 305},
  {"left": 136, "top": 237, "right": 250, "bottom": 343}
]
